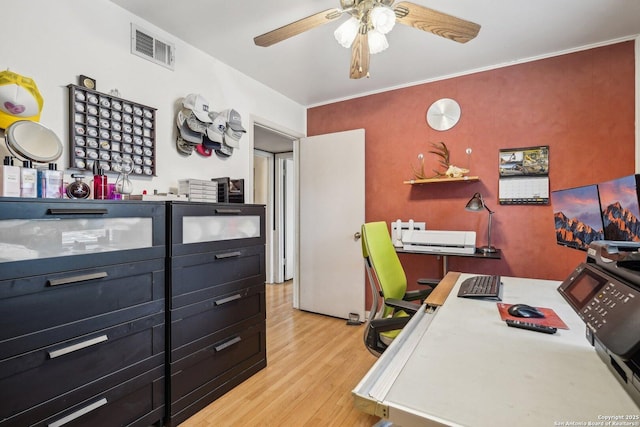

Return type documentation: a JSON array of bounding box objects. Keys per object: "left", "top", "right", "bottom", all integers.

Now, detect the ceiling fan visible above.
[{"left": 254, "top": 0, "right": 481, "bottom": 79}]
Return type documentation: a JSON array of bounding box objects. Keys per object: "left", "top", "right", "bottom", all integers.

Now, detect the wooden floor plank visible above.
[{"left": 181, "top": 282, "right": 381, "bottom": 426}]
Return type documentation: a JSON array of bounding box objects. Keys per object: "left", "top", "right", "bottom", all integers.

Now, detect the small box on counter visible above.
[{"left": 178, "top": 179, "right": 218, "bottom": 202}]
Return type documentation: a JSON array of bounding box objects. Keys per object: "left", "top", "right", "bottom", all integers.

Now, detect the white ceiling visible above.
[{"left": 110, "top": 0, "right": 640, "bottom": 107}]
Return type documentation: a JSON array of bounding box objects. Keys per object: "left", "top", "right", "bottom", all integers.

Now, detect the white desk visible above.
[{"left": 353, "top": 273, "right": 640, "bottom": 426}]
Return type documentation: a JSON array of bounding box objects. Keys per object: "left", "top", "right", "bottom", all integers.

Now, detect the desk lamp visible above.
[{"left": 465, "top": 192, "right": 496, "bottom": 253}]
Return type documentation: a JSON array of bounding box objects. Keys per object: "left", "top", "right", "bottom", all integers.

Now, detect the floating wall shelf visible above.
[{"left": 404, "top": 176, "right": 479, "bottom": 185}]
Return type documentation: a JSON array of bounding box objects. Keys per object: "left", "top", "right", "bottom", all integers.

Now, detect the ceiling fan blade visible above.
[
  {"left": 394, "top": 1, "right": 481, "bottom": 43},
  {"left": 254, "top": 9, "right": 343, "bottom": 47},
  {"left": 349, "top": 32, "right": 370, "bottom": 79}
]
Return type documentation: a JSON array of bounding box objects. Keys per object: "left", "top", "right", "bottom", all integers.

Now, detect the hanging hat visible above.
[
  {"left": 176, "top": 109, "right": 202, "bottom": 144},
  {"left": 223, "top": 127, "right": 243, "bottom": 148},
  {"left": 206, "top": 111, "right": 226, "bottom": 143},
  {"left": 196, "top": 144, "right": 212, "bottom": 157},
  {"left": 221, "top": 108, "right": 246, "bottom": 132},
  {"left": 0, "top": 70, "right": 44, "bottom": 130},
  {"left": 182, "top": 93, "right": 212, "bottom": 123},
  {"left": 215, "top": 143, "right": 233, "bottom": 158},
  {"left": 176, "top": 135, "right": 194, "bottom": 155},
  {"left": 202, "top": 132, "right": 222, "bottom": 150},
  {"left": 181, "top": 107, "right": 208, "bottom": 134}
]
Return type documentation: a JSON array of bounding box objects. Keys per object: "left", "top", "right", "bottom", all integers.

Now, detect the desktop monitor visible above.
[
  {"left": 598, "top": 174, "right": 640, "bottom": 242},
  {"left": 551, "top": 185, "right": 604, "bottom": 251}
]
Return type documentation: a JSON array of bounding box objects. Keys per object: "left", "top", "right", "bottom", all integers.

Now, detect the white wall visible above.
[{"left": 0, "top": 0, "right": 306, "bottom": 199}]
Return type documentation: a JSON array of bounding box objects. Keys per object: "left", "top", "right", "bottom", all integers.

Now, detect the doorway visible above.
[{"left": 253, "top": 123, "right": 297, "bottom": 284}]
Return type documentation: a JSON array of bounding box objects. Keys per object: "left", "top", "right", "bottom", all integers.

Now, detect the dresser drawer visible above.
[
  {"left": 0, "top": 199, "right": 165, "bottom": 280},
  {"left": 169, "top": 202, "right": 265, "bottom": 256},
  {"left": 0, "top": 258, "right": 164, "bottom": 359},
  {"left": 170, "top": 244, "right": 265, "bottom": 308},
  {"left": 169, "top": 319, "right": 266, "bottom": 423},
  {"left": 3, "top": 365, "right": 165, "bottom": 427},
  {"left": 170, "top": 284, "right": 265, "bottom": 353},
  {"left": 0, "top": 313, "right": 164, "bottom": 422}
]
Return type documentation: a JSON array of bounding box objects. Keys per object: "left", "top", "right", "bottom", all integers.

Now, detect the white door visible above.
[{"left": 296, "top": 129, "right": 365, "bottom": 320}]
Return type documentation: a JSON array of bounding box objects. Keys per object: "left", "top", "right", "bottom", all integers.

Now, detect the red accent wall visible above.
[{"left": 307, "top": 42, "right": 636, "bottom": 296}]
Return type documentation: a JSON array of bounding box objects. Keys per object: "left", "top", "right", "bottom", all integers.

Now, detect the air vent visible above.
[{"left": 131, "top": 24, "right": 175, "bottom": 70}]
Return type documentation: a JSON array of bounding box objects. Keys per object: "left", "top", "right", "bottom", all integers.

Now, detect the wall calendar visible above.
[{"left": 498, "top": 146, "right": 549, "bottom": 205}]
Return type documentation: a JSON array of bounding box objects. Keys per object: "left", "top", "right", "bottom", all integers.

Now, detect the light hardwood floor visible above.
[{"left": 181, "top": 281, "right": 381, "bottom": 427}]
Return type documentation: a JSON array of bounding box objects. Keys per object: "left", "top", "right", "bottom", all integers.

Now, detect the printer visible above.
[
  {"left": 557, "top": 240, "right": 640, "bottom": 407},
  {"left": 402, "top": 230, "right": 476, "bottom": 255}
]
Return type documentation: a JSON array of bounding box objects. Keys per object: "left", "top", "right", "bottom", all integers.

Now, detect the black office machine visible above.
[{"left": 557, "top": 240, "right": 640, "bottom": 407}]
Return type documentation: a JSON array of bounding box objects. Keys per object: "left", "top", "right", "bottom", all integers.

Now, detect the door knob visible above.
[{"left": 354, "top": 231, "right": 361, "bottom": 240}]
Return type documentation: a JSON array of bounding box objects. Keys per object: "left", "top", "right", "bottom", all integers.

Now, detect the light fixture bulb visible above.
[
  {"left": 334, "top": 17, "right": 359, "bottom": 48},
  {"left": 368, "top": 30, "right": 388, "bottom": 54},
  {"left": 370, "top": 6, "right": 396, "bottom": 34}
]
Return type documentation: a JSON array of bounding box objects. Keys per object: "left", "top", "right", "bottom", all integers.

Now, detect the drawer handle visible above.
[
  {"left": 214, "top": 336, "right": 242, "bottom": 352},
  {"left": 214, "top": 208, "right": 242, "bottom": 214},
  {"left": 215, "top": 294, "right": 242, "bottom": 306},
  {"left": 47, "top": 208, "right": 109, "bottom": 215},
  {"left": 215, "top": 251, "right": 242, "bottom": 259},
  {"left": 48, "top": 272, "right": 108, "bottom": 287},
  {"left": 48, "top": 335, "right": 108, "bottom": 359},
  {"left": 48, "top": 397, "right": 108, "bottom": 427}
]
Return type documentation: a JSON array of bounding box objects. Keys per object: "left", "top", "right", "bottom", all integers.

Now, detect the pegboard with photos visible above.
[{"left": 67, "top": 84, "right": 157, "bottom": 176}]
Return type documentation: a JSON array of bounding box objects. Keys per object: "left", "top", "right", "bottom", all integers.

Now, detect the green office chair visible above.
[{"left": 361, "top": 221, "right": 439, "bottom": 356}]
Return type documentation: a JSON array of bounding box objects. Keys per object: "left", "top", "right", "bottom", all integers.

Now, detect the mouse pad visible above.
[{"left": 497, "top": 303, "right": 569, "bottom": 329}]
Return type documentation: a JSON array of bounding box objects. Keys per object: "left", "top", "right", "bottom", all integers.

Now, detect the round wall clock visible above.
[{"left": 426, "top": 98, "right": 461, "bottom": 131}]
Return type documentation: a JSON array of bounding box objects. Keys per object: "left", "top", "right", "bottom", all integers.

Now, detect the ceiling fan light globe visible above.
[
  {"left": 334, "top": 17, "right": 359, "bottom": 48},
  {"left": 368, "top": 30, "right": 388, "bottom": 54},
  {"left": 370, "top": 6, "right": 396, "bottom": 34}
]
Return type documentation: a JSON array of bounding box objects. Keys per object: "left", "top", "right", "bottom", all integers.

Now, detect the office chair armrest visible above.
[
  {"left": 417, "top": 278, "right": 440, "bottom": 287},
  {"left": 385, "top": 298, "right": 421, "bottom": 314},
  {"left": 370, "top": 315, "right": 412, "bottom": 332},
  {"left": 404, "top": 288, "right": 433, "bottom": 302},
  {"left": 402, "top": 278, "right": 440, "bottom": 302}
]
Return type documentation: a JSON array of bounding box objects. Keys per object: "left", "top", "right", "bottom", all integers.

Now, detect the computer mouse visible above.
[{"left": 508, "top": 304, "right": 545, "bottom": 318}]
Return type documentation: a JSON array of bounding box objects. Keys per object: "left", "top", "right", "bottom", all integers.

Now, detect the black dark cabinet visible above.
[
  {"left": 166, "top": 202, "right": 266, "bottom": 426},
  {"left": 0, "top": 199, "right": 266, "bottom": 426},
  {"left": 0, "top": 199, "right": 166, "bottom": 427}
]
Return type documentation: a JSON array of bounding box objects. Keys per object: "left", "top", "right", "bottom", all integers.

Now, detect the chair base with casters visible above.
[{"left": 361, "top": 221, "right": 439, "bottom": 357}]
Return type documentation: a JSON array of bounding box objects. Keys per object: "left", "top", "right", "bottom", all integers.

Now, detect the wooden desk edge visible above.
[{"left": 425, "top": 271, "right": 460, "bottom": 307}]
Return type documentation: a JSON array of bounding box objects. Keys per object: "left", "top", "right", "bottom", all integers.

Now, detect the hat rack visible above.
[{"left": 67, "top": 84, "right": 157, "bottom": 176}]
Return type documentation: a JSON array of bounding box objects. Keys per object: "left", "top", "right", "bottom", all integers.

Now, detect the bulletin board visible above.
[{"left": 498, "top": 146, "right": 549, "bottom": 205}]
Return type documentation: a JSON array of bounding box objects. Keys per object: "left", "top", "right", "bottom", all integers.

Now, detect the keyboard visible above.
[{"left": 457, "top": 275, "right": 503, "bottom": 301}]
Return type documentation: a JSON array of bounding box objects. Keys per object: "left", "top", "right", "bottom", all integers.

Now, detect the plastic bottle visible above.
[
  {"left": 20, "top": 160, "right": 37, "bottom": 198},
  {"left": 37, "top": 163, "right": 64, "bottom": 198},
  {"left": 0, "top": 156, "right": 21, "bottom": 197}
]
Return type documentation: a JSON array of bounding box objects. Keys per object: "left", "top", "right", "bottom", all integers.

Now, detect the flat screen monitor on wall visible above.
[
  {"left": 598, "top": 174, "right": 640, "bottom": 242},
  {"left": 551, "top": 185, "right": 605, "bottom": 251}
]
